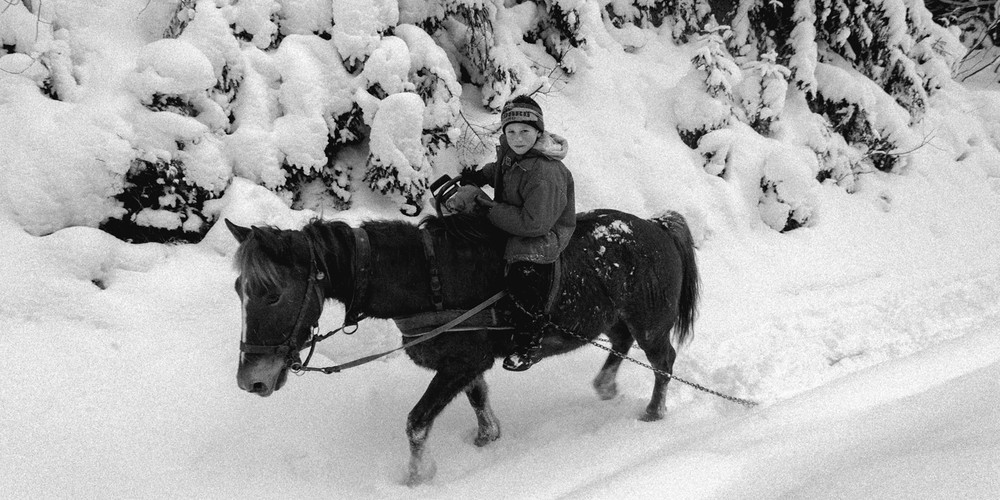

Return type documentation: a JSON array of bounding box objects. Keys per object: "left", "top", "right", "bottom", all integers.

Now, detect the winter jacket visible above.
[{"left": 465, "top": 133, "right": 576, "bottom": 264}]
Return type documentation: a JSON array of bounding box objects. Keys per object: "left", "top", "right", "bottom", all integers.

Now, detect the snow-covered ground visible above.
[{"left": 4, "top": 1, "right": 1000, "bottom": 499}]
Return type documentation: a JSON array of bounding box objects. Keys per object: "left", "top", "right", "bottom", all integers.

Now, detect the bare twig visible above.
[
  {"left": 528, "top": 64, "right": 569, "bottom": 98},
  {"left": 0, "top": 0, "right": 45, "bottom": 77},
  {"left": 457, "top": 110, "right": 491, "bottom": 150},
  {"left": 957, "top": 51, "right": 1000, "bottom": 81},
  {"left": 863, "top": 128, "right": 941, "bottom": 161}
]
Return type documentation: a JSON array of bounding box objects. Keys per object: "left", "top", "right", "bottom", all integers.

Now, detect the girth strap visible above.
[{"left": 420, "top": 229, "right": 444, "bottom": 311}]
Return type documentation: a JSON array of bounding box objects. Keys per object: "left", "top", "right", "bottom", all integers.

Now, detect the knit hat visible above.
[{"left": 501, "top": 96, "right": 544, "bottom": 134}]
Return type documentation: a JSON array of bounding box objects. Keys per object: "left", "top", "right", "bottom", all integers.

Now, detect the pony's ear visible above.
[{"left": 225, "top": 219, "right": 252, "bottom": 243}]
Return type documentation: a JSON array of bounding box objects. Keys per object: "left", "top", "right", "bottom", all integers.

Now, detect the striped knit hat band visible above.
[{"left": 501, "top": 98, "right": 544, "bottom": 134}]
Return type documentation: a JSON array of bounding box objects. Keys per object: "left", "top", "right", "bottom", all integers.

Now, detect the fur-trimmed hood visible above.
[{"left": 531, "top": 132, "right": 569, "bottom": 161}]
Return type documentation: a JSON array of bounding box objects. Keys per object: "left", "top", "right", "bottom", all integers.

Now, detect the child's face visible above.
[{"left": 504, "top": 123, "right": 539, "bottom": 155}]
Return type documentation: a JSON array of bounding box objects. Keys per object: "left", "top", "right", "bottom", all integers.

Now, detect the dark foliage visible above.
[{"left": 101, "top": 156, "right": 218, "bottom": 243}]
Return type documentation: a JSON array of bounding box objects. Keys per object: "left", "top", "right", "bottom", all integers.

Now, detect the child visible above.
[{"left": 457, "top": 95, "right": 576, "bottom": 371}]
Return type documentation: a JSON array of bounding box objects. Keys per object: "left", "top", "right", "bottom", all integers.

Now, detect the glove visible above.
[{"left": 444, "top": 185, "right": 490, "bottom": 214}]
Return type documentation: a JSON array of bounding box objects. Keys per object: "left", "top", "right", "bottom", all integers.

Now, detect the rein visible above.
[{"left": 293, "top": 291, "right": 506, "bottom": 374}]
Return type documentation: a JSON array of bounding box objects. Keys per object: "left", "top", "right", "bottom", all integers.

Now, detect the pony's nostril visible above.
[{"left": 251, "top": 382, "right": 268, "bottom": 393}]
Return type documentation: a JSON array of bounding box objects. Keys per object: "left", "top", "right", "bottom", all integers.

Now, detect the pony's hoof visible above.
[
  {"left": 594, "top": 381, "right": 618, "bottom": 401},
  {"left": 640, "top": 408, "right": 665, "bottom": 422},
  {"left": 405, "top": 457, "right": 437, "bottom": 487},
  {"left": 474, "top": 426, "right": 501, "bottom": 447}
]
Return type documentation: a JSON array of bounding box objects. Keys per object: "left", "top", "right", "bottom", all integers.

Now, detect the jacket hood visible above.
[{"left": 532, "top": 132, "right": 569, "bottom": 161}]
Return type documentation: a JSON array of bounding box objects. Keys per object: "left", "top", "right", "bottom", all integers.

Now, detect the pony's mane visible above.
[
  {"left": 232, "top": 214, "right": 499, "bottom": 292},
  {"left": 233, "top": 228, "right": 288, "bottom": 293}
]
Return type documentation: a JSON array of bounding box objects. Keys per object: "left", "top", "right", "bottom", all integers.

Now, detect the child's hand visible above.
[
  {"left": 444, "top": 185, "right": 488, "bottom": 214},
  {"left": 474, "top": 194, "right": 497, "bottom": 209}
]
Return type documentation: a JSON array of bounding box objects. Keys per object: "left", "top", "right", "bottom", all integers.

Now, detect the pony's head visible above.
[{"left": 226, "top": 220, "right": 327, "bottom": 396}]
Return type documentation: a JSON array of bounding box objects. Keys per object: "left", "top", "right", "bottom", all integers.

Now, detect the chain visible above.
[
  {"left": 574, "top": 330, "right": 759, "bottom": 408},
  {"left": 511, "top": 299, "right": 759, "bottom": 408}
]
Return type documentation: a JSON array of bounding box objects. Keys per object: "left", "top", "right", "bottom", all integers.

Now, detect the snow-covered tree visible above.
[
  {"left": 698, "top": 128, "right": 820, "bottom": 232},
  {"left": 673, "top": 0, "right": 715, "bottom": 42},
  {"left": 440, "top": 0, "right": 540, "bottom": 110},
  {"left": 363, "top": 93, "right": 432, "bottom": 215},
  {"left": 0, "top": 0, "right": 75, "bottom": 101},
  {"left": 786, "top": 0, "right": 818, "bottom": 95},
  {"left": 114, "top": 37, "right": 231, "bottom": 241},
  {"left": 5, "top": 0, "right": 973, "bottom": 240},
  {"left": 333, "top": 0, "right": 399, "bottom": 71},
  {"left": 741, "top": 49, "right": 790, "bottom": 135},
  {"left": 604, "top": 0, "right": 673, "bottom": 29},
  {"left": 534, "top": 0, "right": 588, "bottom": 71},
  {"left": 394, "top": 24, "right": 463, "bottom": 155},
  {"left": 675, "top": 24, "right": 742, "bottom": 149}
]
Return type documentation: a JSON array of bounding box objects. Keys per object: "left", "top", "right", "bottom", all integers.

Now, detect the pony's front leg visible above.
[
  {"left": 465, "top": 374, "right": 501, "bottom": 446},
  {"left": 405, "top": 419, "right": 437, "bottom": 487},
  {"left": 405, "top": 369, "right": 480, "bottom": 486}
]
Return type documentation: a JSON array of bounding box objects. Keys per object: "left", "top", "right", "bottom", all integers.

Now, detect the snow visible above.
[
  {"left": 131, "top": 38, "right": 217, "bottom": 97},
  {"left": 3, "top": 1, "right": 1000, "bottom": 498},
  {"left": 370, "top": 92, "right": 428, "bottom": 177},
  {"left": 332, "top": 0, "right": 400, "bottom": 63},
  {"left": 229, "top": 0, "right": 281, "bottom": 50}
]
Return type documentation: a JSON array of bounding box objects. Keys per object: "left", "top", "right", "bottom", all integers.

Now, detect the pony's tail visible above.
[{"left": 653, "top": 212, "right": 700, "bottom": 346}]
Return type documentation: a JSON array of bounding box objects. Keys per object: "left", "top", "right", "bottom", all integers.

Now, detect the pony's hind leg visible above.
[
  {"left": 406, "top": 368, "right": 483, "bottom": 486},
  {"left": 465, "top": 374, "right": 501, "bottom": 446},
  {"left": 633, "top": 326, "right": 678, "bottom": 422},
  {"left": 592, "top": 321, "right": 634, "bottom": 400}
]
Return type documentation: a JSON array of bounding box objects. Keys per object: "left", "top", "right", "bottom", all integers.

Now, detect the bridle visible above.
[
  {"left": 238, "top": 227, "right": 372, "bottom": 372},
  {"left": 238, "top": 242, "right": 328, "bottom": 369}
]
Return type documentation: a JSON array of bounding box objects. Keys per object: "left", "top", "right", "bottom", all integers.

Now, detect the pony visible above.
[{"left": 226, "top": 209, "right": 699, "bottom": 486}]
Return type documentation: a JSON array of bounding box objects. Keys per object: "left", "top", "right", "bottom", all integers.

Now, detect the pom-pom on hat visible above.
[{"left": 501, "top": 95, "right": 544, "bottom": 134}]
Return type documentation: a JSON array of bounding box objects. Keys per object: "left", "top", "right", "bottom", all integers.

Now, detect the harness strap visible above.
[
  {"left": 420, "top": 229, "right": 445, "bottom": 311},
  {"left": 347, "top": 227, "right": 371, "bottom": 325},
  {"left": 298, "top": 291, "right": 506, "bottom": 374}
]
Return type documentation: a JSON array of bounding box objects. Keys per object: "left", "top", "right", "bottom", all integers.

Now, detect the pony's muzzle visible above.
[{"left": 237, "top": 356, "right": 288, "bottom": 397}]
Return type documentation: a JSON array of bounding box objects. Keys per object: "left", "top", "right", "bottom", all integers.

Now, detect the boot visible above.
[{"left": 503, "top": 329, "right": 544, "bottom": 372}]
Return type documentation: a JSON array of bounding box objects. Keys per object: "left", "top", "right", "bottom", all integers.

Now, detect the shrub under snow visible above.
[{"left": 0, "top": 0, "right": 974, "bottom": 239}]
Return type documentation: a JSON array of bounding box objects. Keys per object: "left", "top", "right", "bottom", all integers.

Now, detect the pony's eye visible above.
[{"left": 265, "top": 293, "right": 282, "bottom": 305}]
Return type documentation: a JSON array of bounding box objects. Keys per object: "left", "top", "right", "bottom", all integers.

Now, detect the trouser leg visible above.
[{"left": 503, "top": 261, "right": 553, "bottom": 371}]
